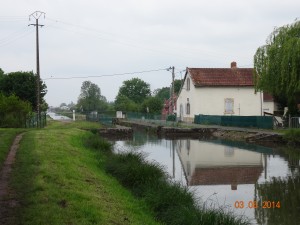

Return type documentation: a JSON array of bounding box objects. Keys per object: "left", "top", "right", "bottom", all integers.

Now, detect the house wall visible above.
[
  {"left": 263, "top": 101, "right": 278, "bottom": 114},
  {"left": 176, "top": 72, "right": 262, "bottom": 122}
]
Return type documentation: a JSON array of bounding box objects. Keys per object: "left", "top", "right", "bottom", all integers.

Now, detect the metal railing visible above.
[{"left": 290, "top": 117, "right": 300, "bottom": 128}]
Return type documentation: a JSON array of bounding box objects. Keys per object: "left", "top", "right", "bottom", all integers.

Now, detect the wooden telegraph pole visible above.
[
  {"left": 29, "top": 11, "right": 45, "bottom": 128},
  {"left": 171, "top": 66, "right": 175, "bottom": 114}
]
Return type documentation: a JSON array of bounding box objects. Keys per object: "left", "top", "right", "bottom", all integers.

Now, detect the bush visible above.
[
  {"left": 166, "top": 114, "right": 176, "bottom": 121},
  {"left": 0, "top": 94, "right": 32, "bottom": 128}
]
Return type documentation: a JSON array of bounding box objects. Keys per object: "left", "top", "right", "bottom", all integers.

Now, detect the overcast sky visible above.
[{"left": 1, "top": 0, "right": 299, "bottom": 107}]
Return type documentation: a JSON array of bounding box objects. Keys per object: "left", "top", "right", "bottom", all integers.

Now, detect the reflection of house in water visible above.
[{"left": 176, "top": 140, "right": 264, "bottom": 190}]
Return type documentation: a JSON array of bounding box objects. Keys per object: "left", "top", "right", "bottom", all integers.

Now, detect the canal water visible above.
[{"left": 113, "top": 131, "right": 300, "bottom": 225}]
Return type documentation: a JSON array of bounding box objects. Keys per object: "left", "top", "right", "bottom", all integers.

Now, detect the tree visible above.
[
  {"left": 117, "top": 78, "right": 151, "bottom": 104},
  {"left": 153, "top": 87, "right": 170, "bottom": 101},
  {"left": 174, "top": 79, "right": 183, "bottom": 95},
  {"left": 141, "top": 96, "right": 163, "bottom": 114},
  {"left": 254, "top": 20, "right": 300, "bottom": 115},
  {"left": 77, "top": 81, "right": 107, "bottom": 112},
  {"left": 0, "top": 70, "right": 47, "bottom": 111},
  {"left": 153, "top": 79, "right": 182, "bottom": 102},
  {"left": 114, "top": 94, "right": 138, "bottom": 112},
  {"left": 0, "top": 68, "right": 4, "bottom": 78}
]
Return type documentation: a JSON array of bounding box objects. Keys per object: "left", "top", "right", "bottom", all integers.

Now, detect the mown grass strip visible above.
[
  {"left": 10, "top": 121, "right": 161, "bottom": 225},
  {"left": 85, "top": 133, "right": 250, "bottom": 225}
]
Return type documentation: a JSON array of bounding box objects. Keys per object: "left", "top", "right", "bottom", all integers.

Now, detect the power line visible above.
[
  {"left": 0, "top": 16, "right": 27, "bottom": 22},
  {"left": 45, "top": 17, "right": 250, "bottom": 62},
  {"left": 0, "top": 29, "right": 34, "bottom": 47},
  {"left": 43, "top": 68, "right": 170, "bottom": 80}
]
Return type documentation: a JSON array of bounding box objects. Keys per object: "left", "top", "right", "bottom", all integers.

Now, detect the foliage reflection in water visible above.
[{"left": 112, "top": 131, "right": 300, "bottom": 225}]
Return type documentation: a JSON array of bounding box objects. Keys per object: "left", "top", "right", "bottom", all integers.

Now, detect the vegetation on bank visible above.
[
  {"left": 9, "top": 120, "right": 161, "bottom": 225},
  {"left": 0, "top": 94, "right": 32, "bottom": 128},
  {"left": 85, "top": 133, "right": 249, "bottom": 225},
  {"left": 283, "top": 129, "right": 300, "bottom": 146}
]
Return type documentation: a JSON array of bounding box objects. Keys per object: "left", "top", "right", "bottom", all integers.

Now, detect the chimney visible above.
[{"left": 231, "top": 61, "right": 237, "bottom": 68}]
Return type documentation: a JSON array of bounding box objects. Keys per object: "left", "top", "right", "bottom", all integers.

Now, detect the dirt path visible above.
[{"left": 0, "top": 133, "right": 23, "bottom": 224}]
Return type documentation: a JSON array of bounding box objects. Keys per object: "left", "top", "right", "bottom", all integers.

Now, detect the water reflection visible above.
[
  {"left": 255, "top": 176, "right": 300, "bottom": 225},
  {"left": 113, "top": 131, "right": 300, "bottom": 225},
  {"left": 177, "top": 139, "right": 263, "bottom": 190}
]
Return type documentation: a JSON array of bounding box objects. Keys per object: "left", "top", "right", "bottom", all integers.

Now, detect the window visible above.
[
  {"left": 224, "top": 98, "right": 234, "bottom": 114},
  {"left": 186, "top": 103, "right": 190, "bottom": 114},
  {"left": 187, "top": 78, "right": 190, "bottom": 91}
]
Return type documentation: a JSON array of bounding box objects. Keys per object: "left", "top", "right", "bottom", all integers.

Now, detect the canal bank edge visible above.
[{"left": 115, "top": 119, "right": 286, "bottom": 147}]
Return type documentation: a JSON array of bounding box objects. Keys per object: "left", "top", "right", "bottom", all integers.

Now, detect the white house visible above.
[{"left": 176, "top": 62, "right": 264, "bottom": 122}]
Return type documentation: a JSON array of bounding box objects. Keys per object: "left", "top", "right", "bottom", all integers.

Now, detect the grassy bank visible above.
[
  {"left": 10, "top": 121, "right": 161, "bottom": 225},
  {"left": 0, "top": 128, "right": 25, "bottom": 168},
  {"left": 86, "top": 134, "right": 249, "bottom": 225},
  {"left": 283, "top": 129, "right": 300, "bottom": 146}
]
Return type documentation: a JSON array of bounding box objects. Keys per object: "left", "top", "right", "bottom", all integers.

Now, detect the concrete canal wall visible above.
[
  {"left": 115, "top": 119, "right": 285, "bottom": 147},
  {"left": 83, "top": 125, "right": 133, "bottom": 139}
]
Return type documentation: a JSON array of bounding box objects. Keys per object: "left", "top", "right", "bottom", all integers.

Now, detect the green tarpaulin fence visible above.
[{"left": 194, "top": 114, "right": 273, "bottom": 129}]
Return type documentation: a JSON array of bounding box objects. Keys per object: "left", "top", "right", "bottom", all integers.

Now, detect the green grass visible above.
[
  {"left": 0, "top": 128, "right": 25, "bottom": 168},
  {"left": 46, "top": 119, "right": 102, "bottom": 130},
  {"left": 283, "top": 129, "right": 300, "bottom": 145},
  {"left": 10, "top": 122, "right": 161, "bottom": 225}
]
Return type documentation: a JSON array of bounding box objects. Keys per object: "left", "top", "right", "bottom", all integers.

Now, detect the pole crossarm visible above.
[{"left": 29, "top": 11, "right": 46, "bottom": 20}]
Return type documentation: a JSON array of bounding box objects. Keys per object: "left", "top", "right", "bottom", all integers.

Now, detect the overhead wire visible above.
[
  {"left": 0, "top": 28, "right": 34, "bottom": 48},
  {"left": 0, "top": 16, "right": 27, "bottom": 22},
  {"left": 43, "top": 68, "right": 170, "bottom": 80},
  {"left": 0, "top": 16, "right": 33, "bottom": 48},
  {"left": 45, "top": 19, "right": 197, "bottom": 61},
  {"left": 45, "top": 17, "right": 249, "bottom": 63}
]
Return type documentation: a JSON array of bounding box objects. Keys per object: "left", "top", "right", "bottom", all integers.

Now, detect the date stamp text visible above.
[{"left": 234, "top": 201, "right": 281, "bottom": 209}]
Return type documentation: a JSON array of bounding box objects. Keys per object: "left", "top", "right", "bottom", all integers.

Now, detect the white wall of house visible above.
[
  {"left": 263, "top": 101, "right": 278, "bottom": 114},
  {"left": 176, "top": 73, "right": 263, "bottom": 122}
]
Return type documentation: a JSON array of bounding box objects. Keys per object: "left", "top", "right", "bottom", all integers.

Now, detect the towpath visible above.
[{"left": 0, "top": 133, "right": 23, "bottom": 224}]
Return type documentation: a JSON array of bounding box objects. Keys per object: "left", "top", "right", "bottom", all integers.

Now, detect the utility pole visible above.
[
  {"left": 171, "top": 66, "right": 175, "bottom": 114},
  {"left": 29, "top": 11, "right": 45, "bottom": 128},
  {"left": 167, "top": 66, "right": 175, "bottom": 115}
]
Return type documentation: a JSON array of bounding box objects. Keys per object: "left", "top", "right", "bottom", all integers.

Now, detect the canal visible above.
[{"left": 113, "top": 130, "right": 300, "bottom": 225}]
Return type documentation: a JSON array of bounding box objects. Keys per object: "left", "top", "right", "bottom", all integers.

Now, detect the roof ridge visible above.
[{"left": 187, "top": 67, "right": 254, "bottom": 87}]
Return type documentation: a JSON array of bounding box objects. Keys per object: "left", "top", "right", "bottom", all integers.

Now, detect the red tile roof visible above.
[{"left": 187, "top": 67, "right": 254, "bottom": 87}]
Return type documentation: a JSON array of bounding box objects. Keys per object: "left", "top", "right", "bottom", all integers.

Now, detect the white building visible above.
[{"left": 176, "top": 62, "right": 264, "bottom": 122}]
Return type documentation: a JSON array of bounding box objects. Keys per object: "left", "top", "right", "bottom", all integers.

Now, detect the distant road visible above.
[{"left": 47, "top": 112, "right": 72, "bottom": 121}]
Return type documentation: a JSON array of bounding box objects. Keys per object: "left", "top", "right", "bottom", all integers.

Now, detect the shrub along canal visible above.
[{"left": 112, "top": 130, "right": 300, "bottom": 225}]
